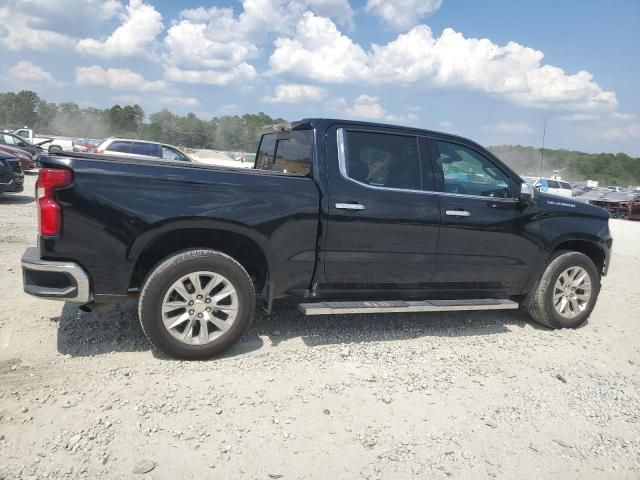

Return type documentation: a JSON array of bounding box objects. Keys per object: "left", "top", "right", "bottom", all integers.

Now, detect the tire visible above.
[
  {"left": 49, "top": 146, "right": 62, "bottom": 153},
  {"left": 525, "top": 251, "right": 600, "bottom": 329},
  {"left": 138, "top": 249, "right": 255, "bottom": 360}
]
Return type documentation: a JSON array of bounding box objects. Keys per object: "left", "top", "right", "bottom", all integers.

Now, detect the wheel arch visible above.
[
  {"left": 549, "top": 238, "right": 606, "bottom": 275},
  {"left": 129, "top": 221, "right": 272, "bottom": 294}
]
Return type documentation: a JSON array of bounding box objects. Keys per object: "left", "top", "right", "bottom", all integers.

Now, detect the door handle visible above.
[
  {"left": 336, "top": 202, "right": 366, "bottom": 210},
  {"left": 445, "top": 209, "right": 471, "bottom": 217}
]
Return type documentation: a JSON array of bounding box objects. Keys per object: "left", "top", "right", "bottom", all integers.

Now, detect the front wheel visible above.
[
  {"left": 138, "top": 249, "right": 255, "bottom": 360},
  {"left": 526, "top": 251, "right": 600, "bottom": 329}
]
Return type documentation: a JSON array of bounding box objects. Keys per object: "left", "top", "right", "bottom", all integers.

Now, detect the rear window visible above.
[
  {"left": 107, "top": 140, "right": 132, "bottom": 153},
  {"left": 131, "top": 142, "right": 161, "bottom": 157},
  {"left": 162, "top": 146, "right": 188, "bottom": 161},
  {"left": 255, "top": 130, "right": 313, "bottom": 176}
]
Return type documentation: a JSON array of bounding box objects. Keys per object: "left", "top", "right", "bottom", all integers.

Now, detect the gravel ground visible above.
[{"left": 1, "top": 174, "right": 639, "bottom": 479}]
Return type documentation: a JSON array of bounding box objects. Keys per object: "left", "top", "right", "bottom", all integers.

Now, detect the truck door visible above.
[
  {"left": 429, "top": 137, "right": 539, "bottom": 293},
  {"left": 322, "top": 124, "right": 440, "bottom": 291}
]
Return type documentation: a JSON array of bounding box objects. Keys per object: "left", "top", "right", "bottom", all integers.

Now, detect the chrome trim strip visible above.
[
  {"left": 445, "top": 210, "right": 471, "bottom": 217},
  {"left": 299, "top": 298, "right": 519, "bottom": 315},
  {"left": 438, "top": 192, "right": 519, "bottom": 202},
  {"left": 21, "top": 248, "right": 92, "bottom": 303},
  {"left": 335, "top": 203, "right": 365, "bottom": 210}
]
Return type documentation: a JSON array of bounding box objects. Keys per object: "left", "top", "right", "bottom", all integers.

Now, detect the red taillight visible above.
[
  {"left": 37, "top": 168, "right": 73, "bottom": 236},
  {"left": 95, "top": 149, "right": 104, "bottom": 154}
]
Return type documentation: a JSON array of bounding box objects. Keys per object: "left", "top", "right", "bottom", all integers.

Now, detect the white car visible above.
[
  {"left": 534, "top": 178, "right": 573, "bottom": 197},
  {"left": 12, "top": 128, "right": 77, "bottom": 153},
  {"left": 95, "top": 138, "right": 191, "bottom": 162}
]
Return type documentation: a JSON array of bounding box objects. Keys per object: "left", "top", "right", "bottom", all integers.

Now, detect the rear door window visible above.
[
  {"left": 547, "top": 180, "right": 560, "bottom": 189},
  {"left": 107, "top": 141, "right": 132, "bottom": 153},
  {"left": 560, "top": 181, "right": 571, "bottom": 189},
  {"left": 342, "top": 131, "right": 422, "bottom": 190},
  {"left": 131, "top": 142, "right": 161, "bottom": 157}
]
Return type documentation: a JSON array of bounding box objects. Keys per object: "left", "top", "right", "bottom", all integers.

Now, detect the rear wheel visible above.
[
  {"left": 526, "top": 251, "right": 600, "bottom": 329},
  {"left": 138, "top": 249, "right": 255, "bottom": 360},
  {"left": 49, "top": 145, "right": 62, "bottom": 153}
]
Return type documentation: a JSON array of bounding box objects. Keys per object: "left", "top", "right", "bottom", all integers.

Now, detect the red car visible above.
[{"left": 0, "top": 144, "right": 34, "bottom": 170}]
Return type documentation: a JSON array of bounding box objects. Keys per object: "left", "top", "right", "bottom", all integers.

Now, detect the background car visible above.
[
  {"left": 0, "top": 131, "right": 45, "bottom": 157},
  {"left": 0, "top": 151, "right": 24, "bottom": 195},
  {"left": 533, "top": 178, "right": 573, "bottom": 197},
  {"left": 0, "top": 144, "right": 35, "bottom": 170},
  {"left": 95, "top": 138, "right": 192, "bottom": 162}
]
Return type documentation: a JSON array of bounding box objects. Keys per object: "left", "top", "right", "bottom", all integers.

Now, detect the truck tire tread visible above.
[
  {"left": 526, "top": 250, "right": 600, "bottom": 329},
  {"left": 138, "top": 248, "right": 256, "bottom": 360}
]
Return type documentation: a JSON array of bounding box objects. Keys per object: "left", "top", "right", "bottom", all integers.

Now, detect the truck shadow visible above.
[
  {"left": 0, "top": 194, "right": 34, "bottom": 204},
  {"left": 254, "top": 305, "right": 543, "bottom": 349},
  {"left": 55, "top": 300, "right": 544, "bottom": 359}
]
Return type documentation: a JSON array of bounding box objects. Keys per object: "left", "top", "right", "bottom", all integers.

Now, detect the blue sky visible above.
[{"left": 1, "top": 0, "right": 639, "bottom": 154}]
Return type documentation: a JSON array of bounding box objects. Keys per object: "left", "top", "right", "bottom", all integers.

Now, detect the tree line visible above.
[
  {"left": 1, "top": 90, "right": 638, "bottom": 185},
  {"left": 488, "top": 145, "right": 640, "bottom": 187},
  {"left": 0, "top": 90, "right": 284, "bottom": 152}
]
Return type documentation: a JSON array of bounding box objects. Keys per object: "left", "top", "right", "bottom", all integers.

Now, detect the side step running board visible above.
[{"left": 299, "top": 299, "right": 518, "bottom": 316}]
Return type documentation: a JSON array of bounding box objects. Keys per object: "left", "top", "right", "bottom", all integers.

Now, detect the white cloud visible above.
[
  {"left": 599, "top": 124, "right": 640, "bottom": 141},
  {"left": 0, "top": 1, "right": 121, "bottom": 51},
  {"left": 164, "top": 65, "right": 256, "bottom": 86},
  {"left": 484, "top": 122, "right": 534, "bottom": 134},
  {"left": 334, "top": 95, "right": 386, "bottom": 120},
  {"left": 112, "top": 94, "right": 143, "bottom": 104},
  {"left": 305, "top": 0, "right": 354, "bottom": 27},
  {"left": 76, "top": 0, "right": 163, "bottom": 58},
  {"left": 365, "top": 0, "right": 442, "bottom": 30},
  {"left": 332, "top": 94, "right": 416, "bottom": 124},
  {"left": 0, "top": 8, "right": 76, "bottom": 51},
  {"left": 611, "top": 112, "right": 637, "bottom": 121},
  {"left": 560, "top": 113, "right": 599, "bottom": 122},
  {"left": 76, "top": 65, "right": 166, "bottom": 91},
  {"left": 7, "top": 61, "right": 57, "bottom": 84},
  {"left": 160, "top": 96, "right": 200, "bottom": 107},
  {"left": 164, "top": 0, "right": 354, "bottom": 86},
  {"left": 269, "top": 15, "right": 617, "bottom": 112},
  {"left": 270, "top": 13, "right": 368, "bottom": 83},
  {"left": 263, "top": 84, "right": 326, "bottom": 103}
]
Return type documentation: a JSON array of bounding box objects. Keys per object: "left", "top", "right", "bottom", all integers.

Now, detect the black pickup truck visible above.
[{"left": 21, "top": 118, "right": 612, "bottom": 359}]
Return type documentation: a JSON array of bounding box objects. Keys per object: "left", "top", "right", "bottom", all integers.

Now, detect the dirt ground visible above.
[{"left": 1, "top": 173, "right": 639, "bottom": 480}]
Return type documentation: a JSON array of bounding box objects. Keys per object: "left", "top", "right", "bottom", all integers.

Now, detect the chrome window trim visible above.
[
  {"left": 438, "top": 192, "right": 519, "bottom": 202},
  {"left": 336, "top": 128, "right": 519, "bottom": 202}
]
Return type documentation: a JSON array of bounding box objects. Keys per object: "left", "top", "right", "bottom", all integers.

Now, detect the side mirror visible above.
[{"left": 519, "top": 182, "right": 536, "bottom": 203}]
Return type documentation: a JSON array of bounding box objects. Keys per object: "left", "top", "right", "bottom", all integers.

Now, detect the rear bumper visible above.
[{"left": 21, "top": 247, "right": 92, "bottom": 303}]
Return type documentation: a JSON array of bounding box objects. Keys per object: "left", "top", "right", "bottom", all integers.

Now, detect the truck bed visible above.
[{"left": 37, "top": 153, "right": 321, "bottom": 302}]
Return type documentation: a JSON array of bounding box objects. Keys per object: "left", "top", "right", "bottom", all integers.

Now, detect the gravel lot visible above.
[{"left": 1, "top": 173, "right": 639, "bottom": 479}]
